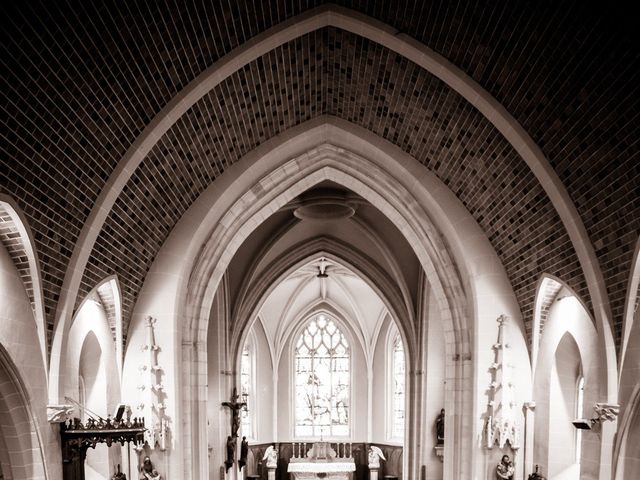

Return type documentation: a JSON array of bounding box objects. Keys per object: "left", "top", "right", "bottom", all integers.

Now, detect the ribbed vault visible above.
[{"left": 2, "top": 0, "right": 638, "bottom": 354}]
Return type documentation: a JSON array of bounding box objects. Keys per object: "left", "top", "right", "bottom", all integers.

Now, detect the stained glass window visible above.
[
  {"left": 391, "top": 333, "right": 405, "bottom": 439},
  {"left": 240, "top": 339, "right": 253, "bottom": 438},
  {"left": 294, "top": 314, "right": 350, "bottom": 437}
]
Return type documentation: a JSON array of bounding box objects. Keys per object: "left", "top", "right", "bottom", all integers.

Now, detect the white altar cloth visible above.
[{"left": 288, "top": 462, "right": 356, "bottom": 473}]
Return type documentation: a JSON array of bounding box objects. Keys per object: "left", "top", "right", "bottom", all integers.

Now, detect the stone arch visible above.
[
  {"left": 181, "top": 147, "right": 471, "bottom": 479},
  {"left": 231, "top": 237, "right": 415, "bottom": 372},
  {"left": 63, "top": 283, "right": 122, "bottom": 408},
  {"left": 94, "top": 276, "right": 123, "bottom": 376},
  {"left": 532, "top": 289, "right": 602, "bottom": 478},
  {"left": 532, "top": 274, "right": 594, "bottom": 375},
  {"left": 613, "top": 384, "right": 640, "bottom": 480},
  {"left": 121, "top": 118, "right": 526, "bottom": 480},
  {"left": 614, "top": 237, "right": 640, "bottom": 478},
  {"left": 620, "top": 237, "right": 640, "bottom": 374},
  {"left": 0, "top": 345, "right": 48, "bottom": 480},
  {"left": 51, "top": 4, "right": 615, "bottom": 409},
  {"left": 0, "top": 194, "right": 47, "bottom": 376}
]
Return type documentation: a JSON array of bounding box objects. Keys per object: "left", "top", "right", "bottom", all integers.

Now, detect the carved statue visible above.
[
  {"left": 139, "top": 456, "right": 161, "bottom": 480},
  {"left": 527, "top": 464, "right": 546, "bottom": 480},
  {"left": 221, "top": 387, "right": 246, "bottom": 438},
  {"left": 239, "top": 436, "right": 249, "bottom": 470},
  {"left": 262, "top": 444, "right": 278, "bottom": 468},
  {"left": 367, "top": 446, "right": 386, "bottom": 469},
  {"left": 225, "top": 435, "right": 235, "bottom": 472},
  {"left": 112, "top": 464, "right": 127, "bottom": 480},
  {"left": 496, "top": 454, "right": 515, "bottom": 480},
  {"left": 435, "top": 408, "right": 445, "bottom": 445}
]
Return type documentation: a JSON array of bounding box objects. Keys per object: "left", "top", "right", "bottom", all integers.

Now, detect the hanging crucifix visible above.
[{"left": 221, "top": 387, "right": 247, "bottom": 438}]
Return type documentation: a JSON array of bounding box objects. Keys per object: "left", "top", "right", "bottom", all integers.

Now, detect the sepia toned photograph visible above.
[{"left": 1, "top": 1, "right": 638, "bottom": 479}]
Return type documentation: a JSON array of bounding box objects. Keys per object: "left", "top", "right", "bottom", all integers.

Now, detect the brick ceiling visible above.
[{"left": 2, "top": 0, "right": 638, "bottom": 353}]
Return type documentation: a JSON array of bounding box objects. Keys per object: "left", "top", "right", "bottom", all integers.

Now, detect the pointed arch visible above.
[
  {"left": 180, "top": 144, "right": 471, "bottom": 479},
  {"left": 232, "top": 238, "right": 412, "bottom": 373},
  {"left": 532, "top": 274, "right": 594, "bottom": 375},
  {"left": 0, "top": 345, "right": 48, "bottom": 480},
  {"left": 0, "top": 194, "right": 47, "bottom": 376},
  {"left": 63, "top": 281, "right": 122, "bottom": 423},
  {"left": 620, "top": 237, "right": 640, "bottom": 374},
  {"left": 53, "top": 4, "right": 615, "bottom": 411},
  {"left": 532, "top": 288, "right": 602, "bottom": 477},
  {"left": 94, "top": 276, "right": 123, "bottom": 377}
]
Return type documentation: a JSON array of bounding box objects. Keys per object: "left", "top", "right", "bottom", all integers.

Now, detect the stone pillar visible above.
[
  {"left": 523, "top": 401, "right": 536, "bottom": 476},
  {"left": 369, "top": 467, "right": 379, "bottom": 480},
  {"left": 267, "top": 467, "right": 276, "bottom": 480}
]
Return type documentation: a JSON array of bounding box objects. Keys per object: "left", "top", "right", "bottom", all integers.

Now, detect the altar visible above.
[{"left": 288, "top": 442, "right": 356, "bottom": 480}]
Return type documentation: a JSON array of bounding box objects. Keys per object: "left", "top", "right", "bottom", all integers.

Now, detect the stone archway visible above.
[
  {"left": 0, "top": 345, "right": 48, "bottom": 480},
  {"left": 180, "top": 145, "right": 471, "bottom": 479},
  {"left": 230, "top": 238, "right": 415, "bottom": 370}
]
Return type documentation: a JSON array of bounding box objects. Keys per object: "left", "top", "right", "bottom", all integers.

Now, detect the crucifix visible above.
[{"left": 221, "top": 387, "right": 247, "bottom": 438}]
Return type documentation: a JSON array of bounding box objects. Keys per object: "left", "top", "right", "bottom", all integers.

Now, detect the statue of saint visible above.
[
  {"left": 496, "top": 454, "right": 515, "bottom": 480},
  {"left": 367, "top": 446, "right": 386, "bottom": 469},
  {"left": 239, "top": 436, "right": 249, "bottom": 470},
  {"left": 139, "top": 456, "right": 161, "bottom": 480},
  {"left": 225, "top": 435, "right": 235, "bottom": 472},
  {"left": 262, "top": 444, "right": 278, "bottom": 469},
  {"left": 435, "top": 408, "right": 445, "bottom": 445}
]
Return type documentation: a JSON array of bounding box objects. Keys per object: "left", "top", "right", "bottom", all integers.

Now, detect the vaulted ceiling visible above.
[{"left": 2, "top": 0, "right": 638, "bottom": 355}]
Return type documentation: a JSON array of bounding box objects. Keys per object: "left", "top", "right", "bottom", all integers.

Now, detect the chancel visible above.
[{"left": 1, "top": 2, "right": 638, "bottom": 480}]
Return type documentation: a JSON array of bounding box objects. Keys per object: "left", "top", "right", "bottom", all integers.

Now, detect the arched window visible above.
[
  {"left": 575, "top": 376, "right": 585, "bottom": 463},
  {"left": 294, "top": 314, "right": 350, "bottom": 437},
  {"left": 390, "top": 333, "right": 405, "bottom": 440},
  {"left": 78, "top": 375, "right": 86, "bottom": 422},
  {"left": 240, "top": 338, "right": 254, "bottom": 438}
]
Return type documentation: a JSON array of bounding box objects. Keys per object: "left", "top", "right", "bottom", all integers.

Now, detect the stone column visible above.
[
  {"left": 369, "top": 467, "right": 379, "bottom": 480},
  {"left": 267, "top": 466, "right": 276, "bottom": 480},
  {"left": 523, "top": 401, "right": 536, "bottom": 476}
]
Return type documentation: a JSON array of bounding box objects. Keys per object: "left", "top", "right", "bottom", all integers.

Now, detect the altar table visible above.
[{"left": 287, "top": 461, "right": 356, "bottom": 480}]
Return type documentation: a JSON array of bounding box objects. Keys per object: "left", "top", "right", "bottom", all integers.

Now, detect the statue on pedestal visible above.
[
  {"left": 139, "top": 456, "right": 161, "bottom": 480},
  {"left": 239, "top": 436, "right": 249, "bottom": 470},
  {"left": 262, "top": 444, "right": 278, "bottom": 468},
  {"left": 367, "top": 446, "right": 386, "bottom": 469},
  {"left": 496, "top": 454, "right": 515, "bottom": 480},
  {"left": 435, "top": 408, "right": 445, "bottom": 445}
]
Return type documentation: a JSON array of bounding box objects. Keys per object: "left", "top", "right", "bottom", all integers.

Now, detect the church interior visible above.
[{"left": 1, "top": 1, "right": 638, "bottom": 479}]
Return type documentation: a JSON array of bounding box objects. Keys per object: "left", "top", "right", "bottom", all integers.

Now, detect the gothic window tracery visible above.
[{"left": 294, "top": 314, "right": 350, "bottom": 437}]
